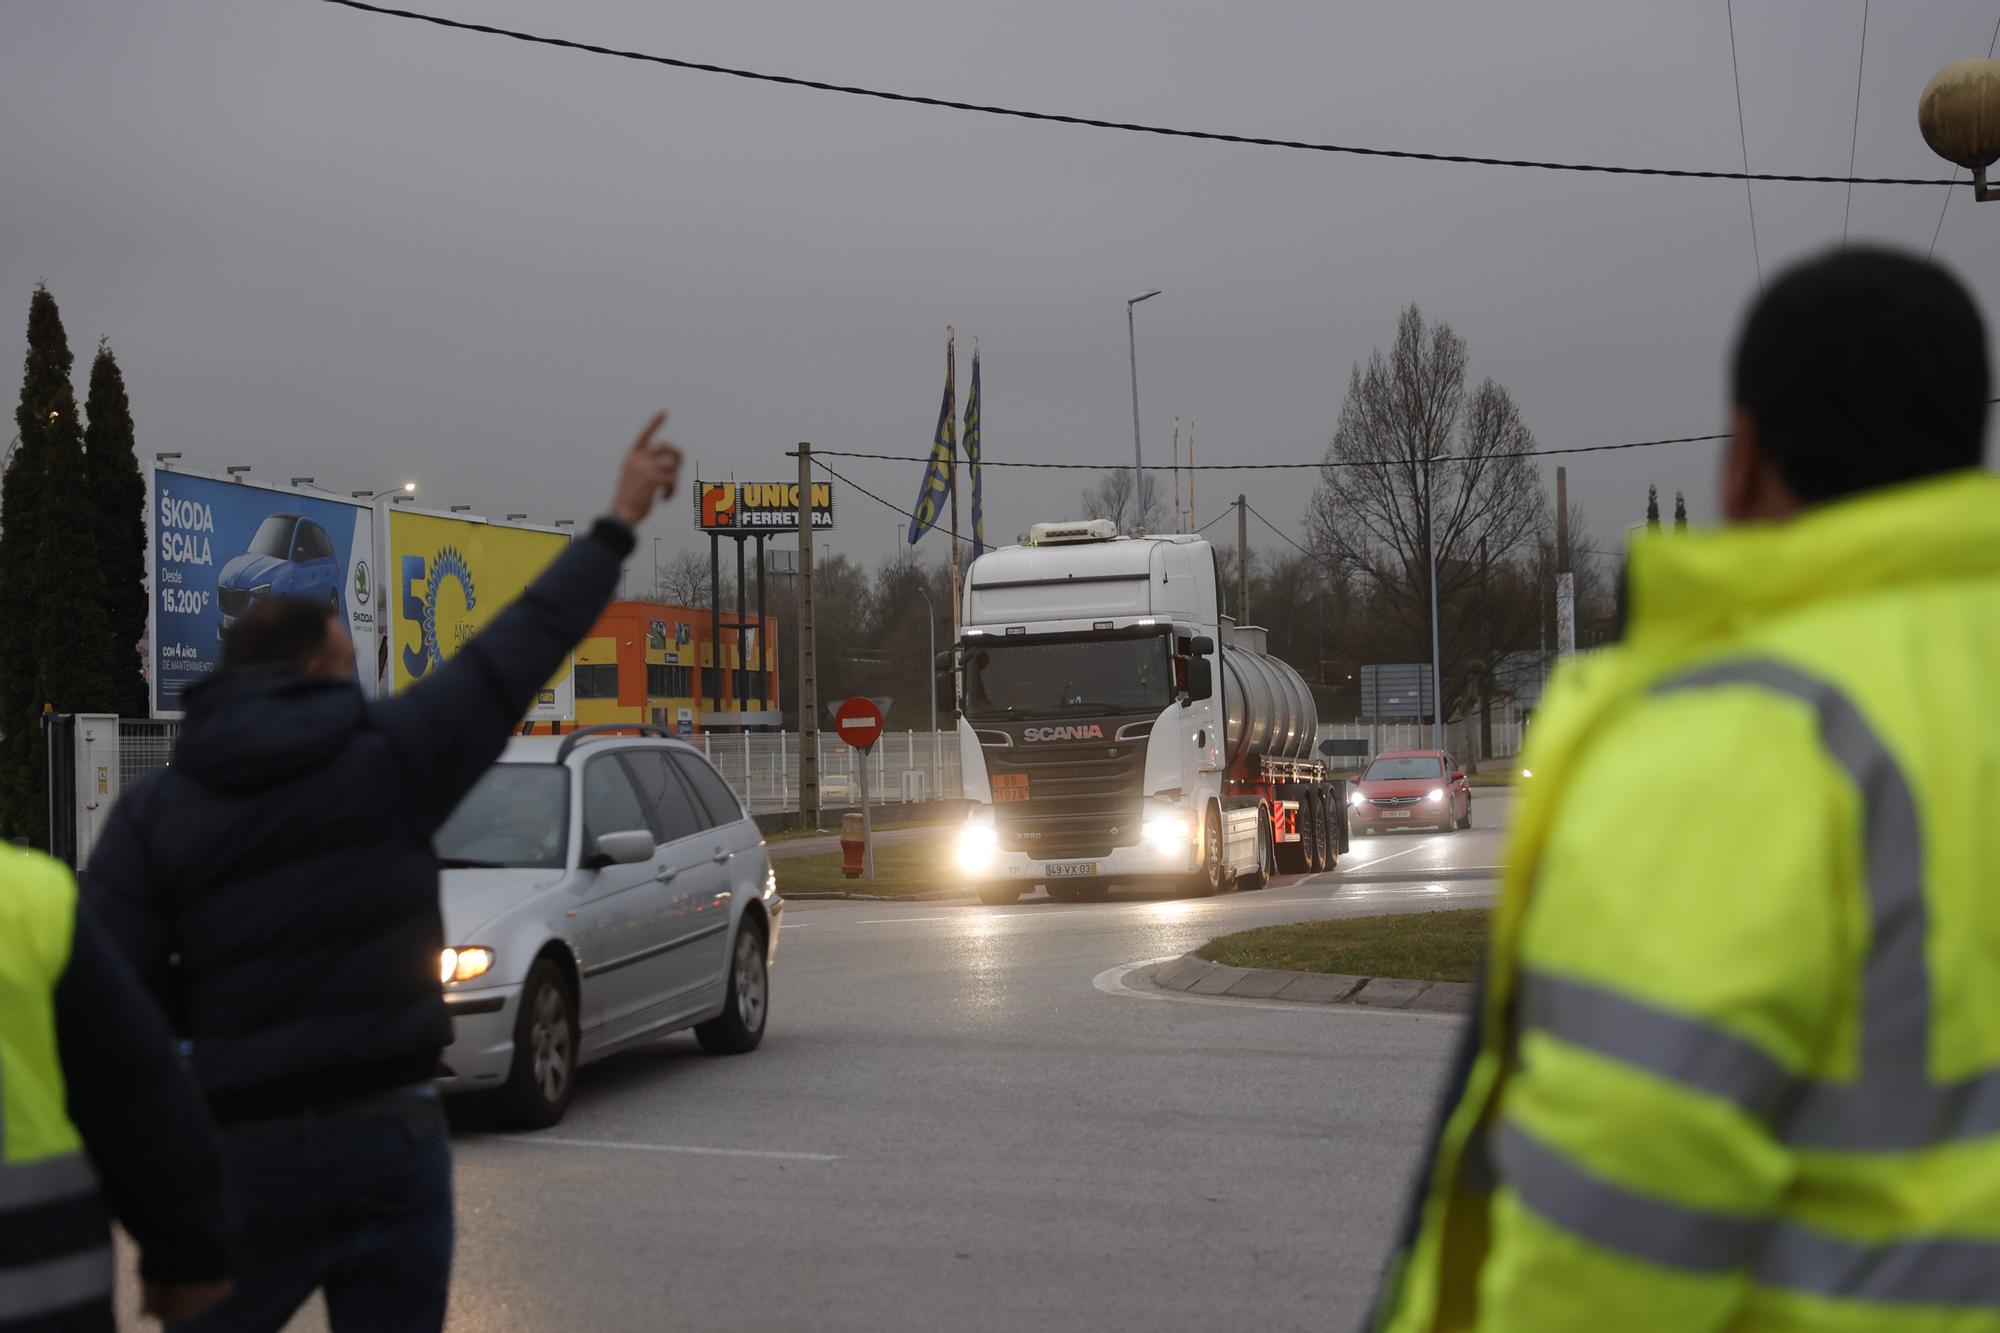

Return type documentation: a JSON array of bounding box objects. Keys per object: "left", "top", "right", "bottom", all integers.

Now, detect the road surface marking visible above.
[
  {"left": 1090, "top": 957, "right": 1465, "bottom": 1019},
  {"left": 513, "top": 1136, "right": 840, "bottom": 1163},
  {"left": 1336, "top": 842, "right": 1432, "bottom": 872}
]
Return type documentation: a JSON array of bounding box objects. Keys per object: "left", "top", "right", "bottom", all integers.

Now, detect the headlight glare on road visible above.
[
  {"left": 439, "top": 946, "right": 494, "bottom": 985},
  {"left": 1427, "top": 788, "right": 1445, "bottom": 802},
  {"left": 956, "top": 822, "right": 998, "bottom": 874},
  {"left": 1142, "top": 815, "right": 1190, "bottom": 852}
]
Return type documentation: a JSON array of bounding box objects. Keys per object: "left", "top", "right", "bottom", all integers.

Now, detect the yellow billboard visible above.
[{"left": 386, "top": 509, "right": 574, "bottom": 720}]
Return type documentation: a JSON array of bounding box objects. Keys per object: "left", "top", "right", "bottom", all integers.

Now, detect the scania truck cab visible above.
[{"left": 943, "top": 520, "right": 1345, "bottom": 905}]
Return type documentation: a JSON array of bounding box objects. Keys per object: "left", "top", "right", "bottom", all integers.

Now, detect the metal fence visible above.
[
  {"left": 1317, "top": 708, "right": 1524, "bottom": 766},
  {"left": 110, "top": 719, "right": 964, "bottom": 817}
]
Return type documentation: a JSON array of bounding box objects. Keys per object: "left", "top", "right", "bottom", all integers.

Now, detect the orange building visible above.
[{"left": 571, "top": 600, "right": 780, "bottom": 733}]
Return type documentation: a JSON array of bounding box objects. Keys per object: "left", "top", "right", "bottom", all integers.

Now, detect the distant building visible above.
[{"left": 568, "top": 600, "right": 780, "bottom": 733}]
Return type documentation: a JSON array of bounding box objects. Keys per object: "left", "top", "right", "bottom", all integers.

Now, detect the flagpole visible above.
[{"left": 946, "top": 327, "right": 960, "bottom": 640}]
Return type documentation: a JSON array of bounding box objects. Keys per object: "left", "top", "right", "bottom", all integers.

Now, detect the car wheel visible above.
[
  {"left": 976, "top": 883, "right": 1021, "bottom": 906},
  {"left": 1456, "top": 803, "right": 1472, "bottom": 831},
  {"left": 494, "top": 957, "right": 578, "bottom": 1130},
  {"left": 696, "top": 918, "right": 769, "bottom": 1055},
  {"left": 1179, "top": 804, "right": 1225, "bottom": 898}
]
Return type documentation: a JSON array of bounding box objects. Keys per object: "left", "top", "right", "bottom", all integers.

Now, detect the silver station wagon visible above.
[{"left": 431, "top": 725, "right": 781, "bottom": 1127}]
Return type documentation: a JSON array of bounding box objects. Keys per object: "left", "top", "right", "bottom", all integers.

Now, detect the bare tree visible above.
[
  {"left": 653, "top": 546, "right": 715, "bottom": 607},
  {"left": 1078, "top": 469, "right": 1166, "bottom": 533},
  {"left": 1304, "top": 305, "right": 1546, "bottom": 722}
]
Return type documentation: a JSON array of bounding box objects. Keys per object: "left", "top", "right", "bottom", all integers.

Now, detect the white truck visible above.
[{"left": 941, "top": 520, "right": 1348, "bottom": 905}]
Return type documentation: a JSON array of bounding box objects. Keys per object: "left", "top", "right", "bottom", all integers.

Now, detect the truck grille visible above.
[{"left": 989, "top": 741, "right": 1145, "bottom": 860}]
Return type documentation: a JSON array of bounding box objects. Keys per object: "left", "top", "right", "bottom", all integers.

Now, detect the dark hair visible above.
[
  {"left": 220, "top": 596, "right": 339, "bottom": 669},
  {"left": 1731, "top": 247, "right": 1988, "bottom": 502}
]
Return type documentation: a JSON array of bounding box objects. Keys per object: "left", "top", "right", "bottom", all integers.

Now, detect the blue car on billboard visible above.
[{"left": 215, "top": 513, "right": 344, "bottom": 634}]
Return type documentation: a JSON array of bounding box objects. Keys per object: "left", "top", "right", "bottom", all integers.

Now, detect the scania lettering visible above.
[{"left": 940, "top": 519, "right": 1349, "bottom": 906}]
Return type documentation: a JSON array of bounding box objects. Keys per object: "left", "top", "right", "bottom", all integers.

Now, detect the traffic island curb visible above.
[{"left": 1146, "top": 952, "right": 1475, "bottom": 1012}]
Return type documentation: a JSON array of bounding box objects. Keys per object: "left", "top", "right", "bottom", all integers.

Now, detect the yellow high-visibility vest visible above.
[
  {"left": 0, "top": 848, "right": 109, "bottom": 1324},
  {"left": 1380, "top": 469, "right": 2000, "bottom": 1331}
]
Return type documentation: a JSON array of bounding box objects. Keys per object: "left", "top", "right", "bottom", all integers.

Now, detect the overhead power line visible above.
[
  {"left": 319, "top": 0, "right": 1961, "bottom": 187},
  {"left": 1725, "top": 0, "right": 1763, "bottom": 287},
  {"left": 1841, "top": 0, "right": 1870, "bottom": 246},
  {"left": 800, "top": 453, "right": 974, "bottom": 547},
  {"left": 808, "top": 430, "right": 1731, "bottom": 471}
]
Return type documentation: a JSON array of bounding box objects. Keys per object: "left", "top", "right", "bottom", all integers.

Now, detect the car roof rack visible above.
[{"left": 554, "top": 723, "right": 674, "bottom": 765}]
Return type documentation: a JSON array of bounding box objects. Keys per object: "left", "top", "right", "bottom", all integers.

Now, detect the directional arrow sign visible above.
[{"left": 835, "top": 696, "right": 885, "bottom": 751}]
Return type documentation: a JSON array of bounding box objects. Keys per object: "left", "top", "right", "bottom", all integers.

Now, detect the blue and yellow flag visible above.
[
  {"left": 965, "top": 348, "right": 983, "bottom": 558},
  {"left": 907, "top": 334, "right": 956, "bottom": 545}
]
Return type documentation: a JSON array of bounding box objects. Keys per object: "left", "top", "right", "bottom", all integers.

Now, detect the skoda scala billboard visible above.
[
  {"left": 386, "top": 508, "right": 574, "bottom": 721},
  {"left": 149, "top": 470, "right": 377, "bottom": 715}
]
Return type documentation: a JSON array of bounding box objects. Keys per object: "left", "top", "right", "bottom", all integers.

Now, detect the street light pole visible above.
[
  {"left": 1126, "top": 289, "right": 1161, "bottom": 531},
  {"left": 915, "top": 582, "right": 938, "bottom": 799},
  {"left": 1425, "top": 452, "right": 1443, "bottom": 752}
]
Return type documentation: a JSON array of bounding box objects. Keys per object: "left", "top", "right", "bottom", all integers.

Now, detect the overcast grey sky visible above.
[{"left": 4, "top": 1, "right": 1995, "bottom": 579}]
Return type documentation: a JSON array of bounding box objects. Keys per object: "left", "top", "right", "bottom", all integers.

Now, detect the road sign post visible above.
[{"left": 835, "top": 697, "right": 885, "bottom": 878}]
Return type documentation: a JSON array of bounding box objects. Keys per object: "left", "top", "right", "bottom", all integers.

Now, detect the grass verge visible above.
[
  {"left": 771, "top": 840, "right": 963, "bottom": 898},
  {"left": 1197, "top": 909, "right": 1490, "bottom": 983}
]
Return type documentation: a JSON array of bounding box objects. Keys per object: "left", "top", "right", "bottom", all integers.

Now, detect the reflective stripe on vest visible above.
[
  {"left": 1498, "top": 657, "right": 2000, "bottom": 1307},
  {"left": 0, "top": 1246, "right": 114, "bottom": 1324}
]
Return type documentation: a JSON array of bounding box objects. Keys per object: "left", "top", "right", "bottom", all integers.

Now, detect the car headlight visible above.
[
  {"left": 1521, "top": 767, "right": 1534, "bottom": 780},
  {"left": 440, "top": 946, "right": 494, "bottom": 985},
  {"left": 1427, "top": 788, "right": 1445, "bottom": 802},
  {"left": 1349, "top": 790, "right": 1365, "bottom": 807},
  {"left": 956, "top": 822, "right": 998, "bottom": 874},
  {"left": 248, "top": 583, "right": 272, "bottom": 597},
  {"left": 1142, "top": 815, "right": 1190, "bottom": 852}
]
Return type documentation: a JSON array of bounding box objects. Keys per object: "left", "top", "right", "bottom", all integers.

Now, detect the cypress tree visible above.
[
  {"left": 85, "top": 340, "right": 148, "bottom": 717},
  {"left": 1673, "top": 490, "right": 1688, "bottom": 531},
  {"left": 1645, "top": 484, "right": 1660, "bottom": 529},
  {"left": 0, "top": 286, "right": 74, "bottom": 843},
  {"left": 31, "top": 376, "right": 120, "bottom": 741}
]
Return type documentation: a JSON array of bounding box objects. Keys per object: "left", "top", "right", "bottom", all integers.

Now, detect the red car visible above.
[{"left": 1348, "top": 748, "right": 1472, "bottom": 833}]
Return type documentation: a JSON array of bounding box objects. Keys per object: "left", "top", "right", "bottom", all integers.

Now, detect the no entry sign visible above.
[{"left": 835, "top": 696, "right": 885, "bottom": 751}]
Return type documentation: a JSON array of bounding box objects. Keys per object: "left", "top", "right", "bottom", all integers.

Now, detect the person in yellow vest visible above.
[
  {"left": 1373, "top": 247, "right": 2000, "bottom": 1330},
  {"left": 1, "top": 846, "right": 229, "bottom": 1331}
]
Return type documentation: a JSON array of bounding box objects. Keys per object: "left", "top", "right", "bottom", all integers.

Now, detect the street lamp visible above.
[
  {"left": 553, "top": 519, "right": 576, "bottom": 529},
  {"left": 506, "top": 513, "right": 528, "bottom": 522},
  {"left": 153, "top": 451, "right": 181, "bottom": 467},
  {"left": 1919, "top": 59, "right": 2000, "bottom": 201},
  {"left": 449, "top": 505, "right": 473, "bottom": 513},
  {"left": 225, "top": 465, "right": 251, "bottom": 481},
  {"left": 354, "top": 482, "right": 416, "bottom": 500},
  {"left": 1126, "top": 289, "right": 1162, "bottom": 532},
  {"left": 289, "top": 477, "right": 315, "bottom": 488}
]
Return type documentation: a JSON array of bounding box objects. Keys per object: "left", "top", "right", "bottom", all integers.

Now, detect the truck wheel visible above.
[
  {"left": 1273, "top": 788, "right": 1308, "bottom": 876},
  {"left": 1324, "top": 793, "right": 1345, "bottom": 867},
  {"left": 1303, "top": 790, "right": 1327, "bottom": 873},
  {"left": 1179, "top": 805, "right": 1225, "bottom": 898},
  {"left": 1045, "top": 881, "right": 1080, "bottom": 903},
  {"left": 976, "top": 883, "right": 1020, "bottom": 906},
  {"left": 1236, "top": 806, "right": 1274, "bottom": 892}
]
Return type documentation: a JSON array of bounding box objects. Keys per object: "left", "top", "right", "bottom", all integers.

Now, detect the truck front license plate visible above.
[{"left": 1046, "top": 862, "right": 1096, "bottom": 877}]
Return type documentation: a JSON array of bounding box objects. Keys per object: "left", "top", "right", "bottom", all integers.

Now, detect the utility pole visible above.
[
  {"left": 1187, "top": 420, "right": 1196, "bottom": 534},
  {"left": 1236, "top": 494, "right": 1250, "bottom": 626},
  {"left": 796, "top": 443, "right": 820, "bottom": 829},
  {"left": 1556, "top": 466, "right": 1576, "bottom": 658},
  {"left": 1425, "top": 453, "right": 1443, "bottom": 752},
  {"left": 1171, "top": 418, "right": 1182, "bottom": 533},
  {"left": 1478, "top": 535, "right": 1492, "bottom": 761},
  {"left": 946, "top": 329, "right": 962, "bottom": 639}
]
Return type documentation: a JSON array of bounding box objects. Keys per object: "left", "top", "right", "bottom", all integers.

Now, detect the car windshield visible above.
[
  {"left": 245, "top": 515, "right": 296, "bottom": 560},
  {"left": 434, "top": 764, "right": 569, "bottom": 869},
  {"left": 1363, "top": 756, "right": 1444, "bottom": 781},
  {"left": 962, "top": 634, "right": 1172, "bottom": 720}
]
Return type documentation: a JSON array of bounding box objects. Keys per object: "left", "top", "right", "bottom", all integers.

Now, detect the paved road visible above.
[{"left": 122, "top": 793, "right": 1513, "bottom": 1332}]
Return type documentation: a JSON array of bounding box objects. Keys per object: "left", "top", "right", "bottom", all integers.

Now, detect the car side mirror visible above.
[
  {"left": 1187, "top": 657, "right": 1214, "bottom": 702},
  {"left": 1452, "top": 771, "right": 1465, "bottom": 782},
  {"left": 585, "top": 829, "right": 656, "bottom": 868},
  {"left": 1188, "top": 635, "right": 1215, "bottom": 655}
]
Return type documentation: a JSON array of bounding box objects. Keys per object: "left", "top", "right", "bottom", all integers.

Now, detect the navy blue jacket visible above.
[{"left": 84, "top": 517, "right": 633, "bottom": 1121}]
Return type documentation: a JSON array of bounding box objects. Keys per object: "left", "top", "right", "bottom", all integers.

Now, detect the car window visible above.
[
  {"left": 299, "top": 521, "right": 333, "bottom": 561},
  {"left": 1362, "top": 756, "right": 1444, "bottom": 781},
  {"left": 582, "top": 756, "right": 652, "bottom": 848},
  {"left": 619, "top": 750, "right": 705, "bottom": 844},
  {"left": 434, "top": 764, "right": 568, "bottom": 868},
  {"left": 669, "top": 753, "right": 744, "bottom": 828}
]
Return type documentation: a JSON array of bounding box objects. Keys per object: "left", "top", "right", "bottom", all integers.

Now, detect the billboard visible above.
[
  {"left": 695, "top": 480, "right": 835, "bottom": 532},
  {"left": 149, "top": 469, "right": 377, "bottom": 716},
  {"left": 387, "top": 509, "right": 574, "bottom": 720}
]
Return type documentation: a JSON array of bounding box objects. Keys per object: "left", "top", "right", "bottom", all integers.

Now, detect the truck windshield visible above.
[
  {"left": 963, "top": 635, "right": 1172, "bottom": 719},
  {"left": 435, "top": 764, "right": 570, "bottom": 869}
]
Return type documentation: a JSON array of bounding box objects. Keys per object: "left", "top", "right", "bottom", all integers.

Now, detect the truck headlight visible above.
[
  {"left": 1427, "top": 788, "right": 1445, "bottom": 803},
  {"left": 440, "top": 946, "right": 494, "bottom": 985},
  {"left": 1142, "top": 815, "right": 1190, "bottom": 852},
  {"left": 956, "top": 822, "right": 998, "bottom": 874}
]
